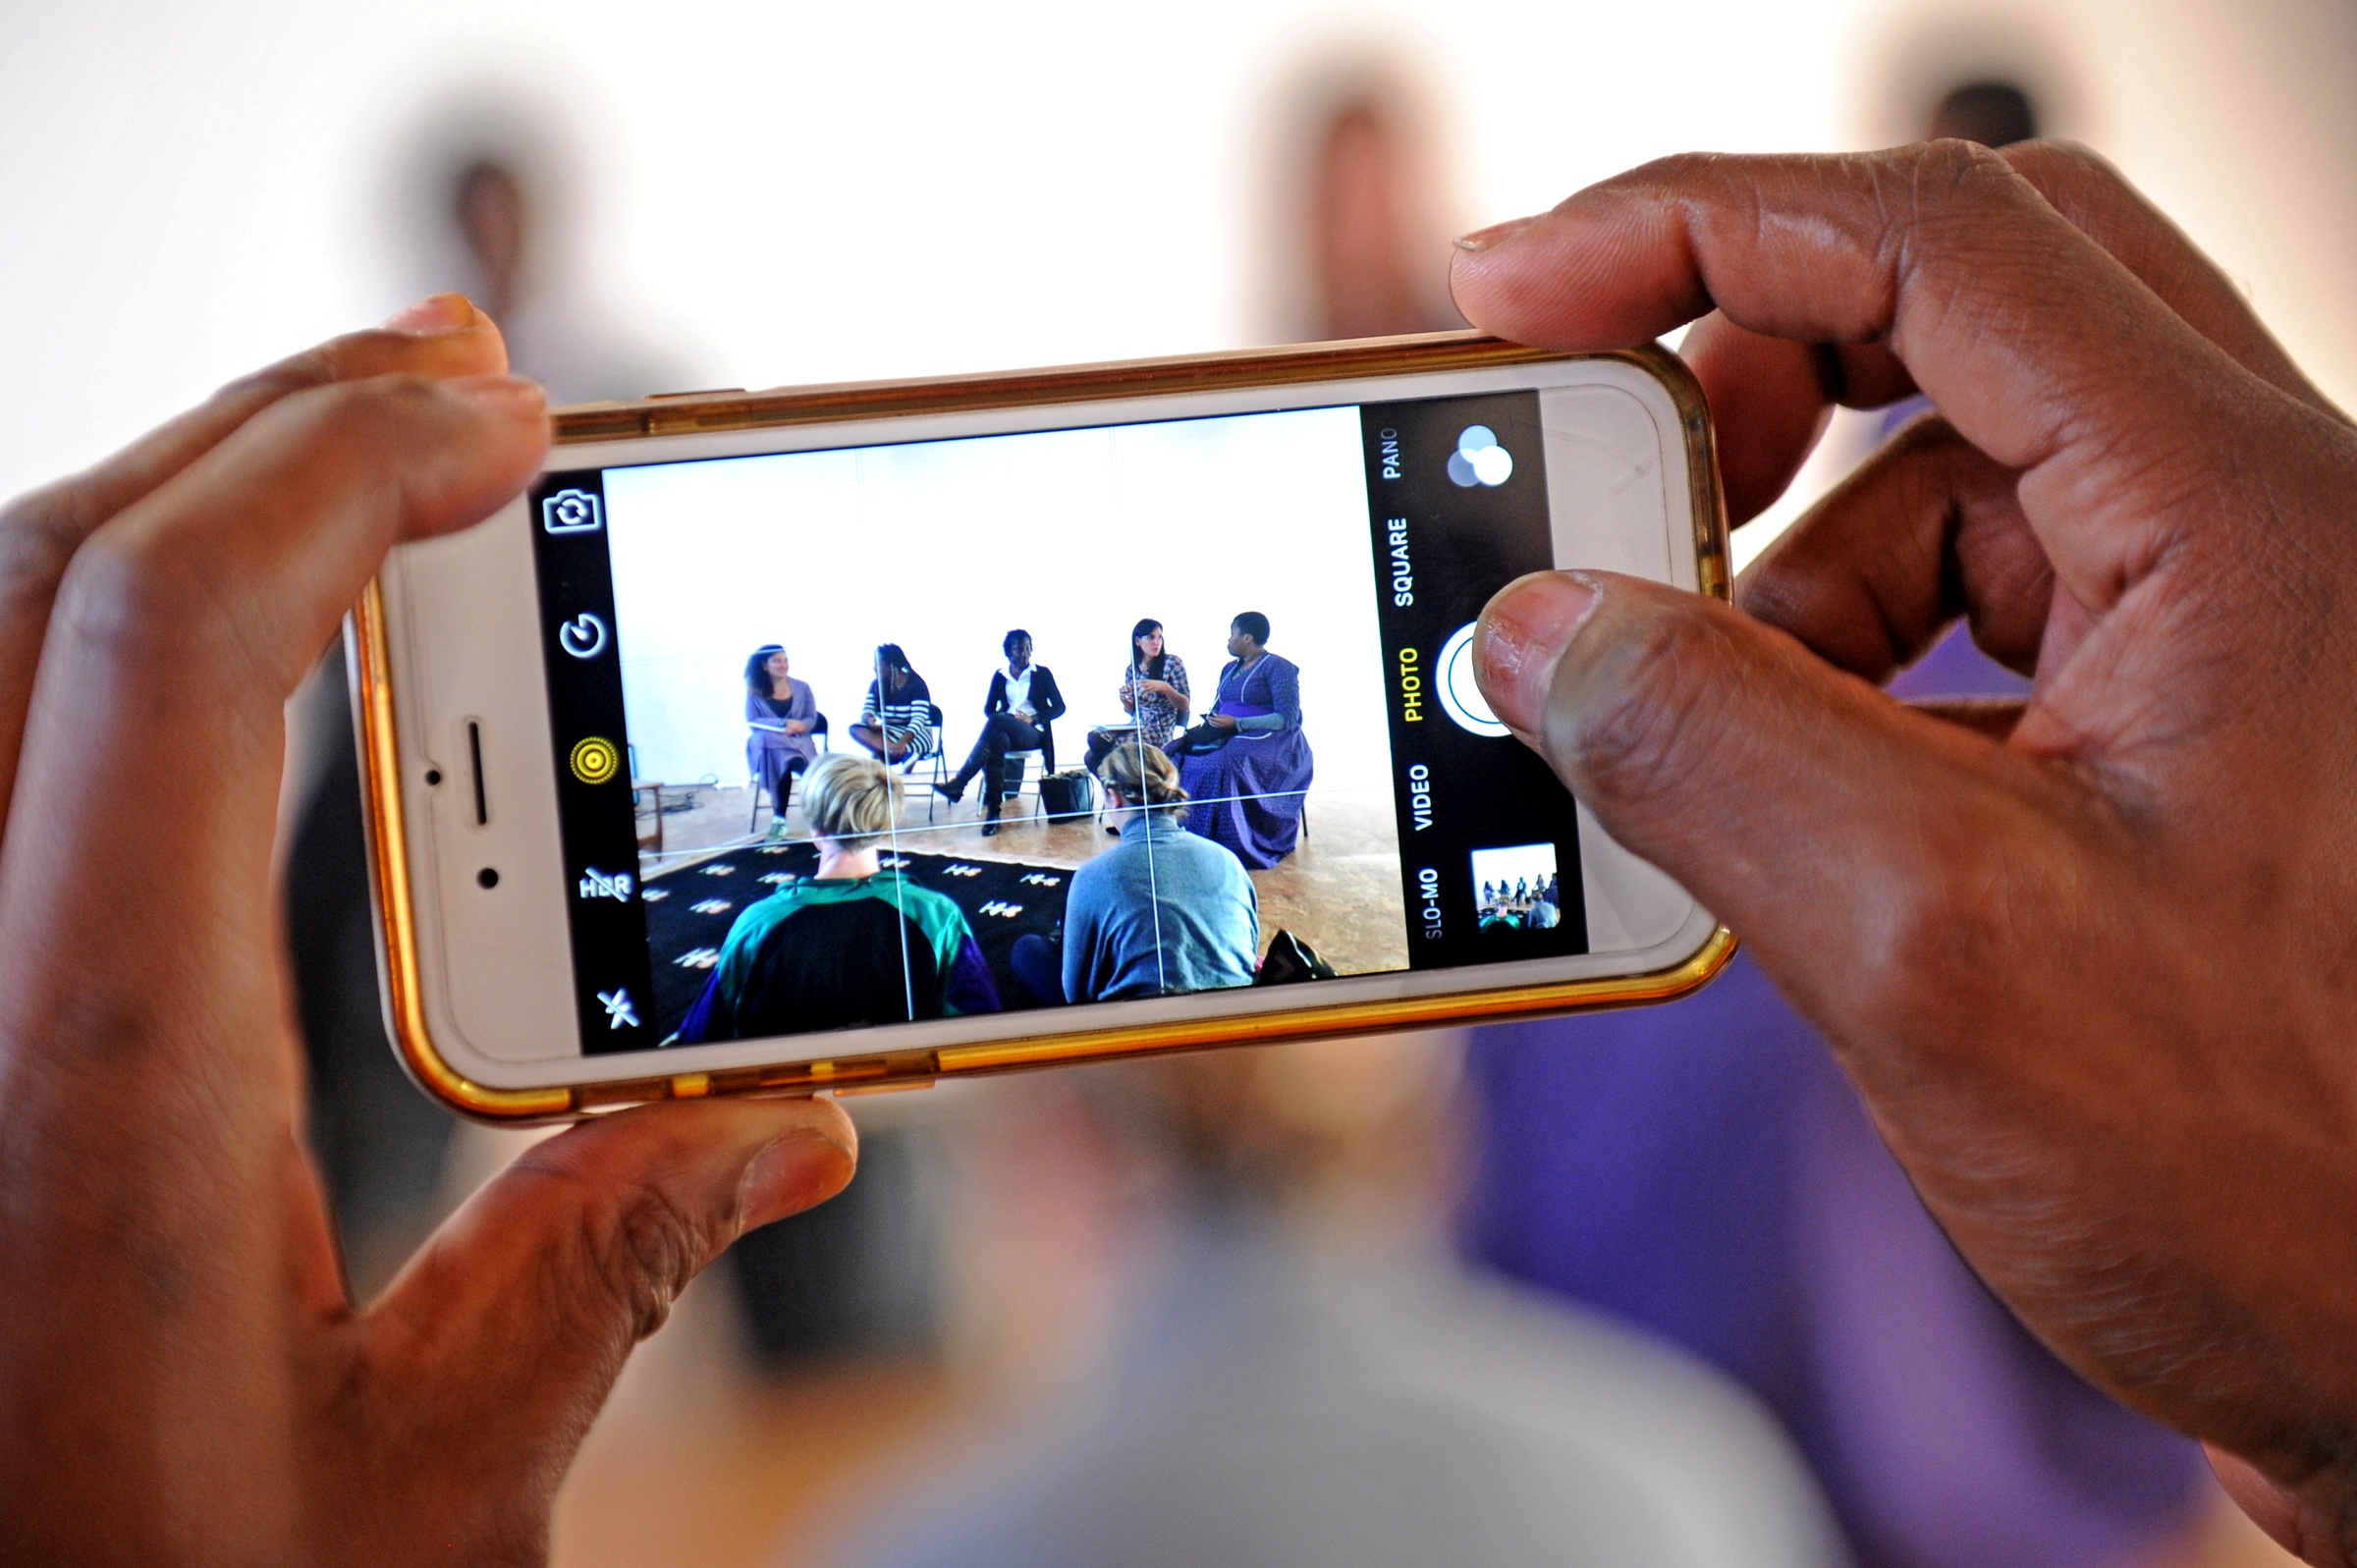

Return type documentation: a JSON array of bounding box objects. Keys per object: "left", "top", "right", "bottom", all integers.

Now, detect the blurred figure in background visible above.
[
  {"left": 824, "top": 1037, "right": 1846, "bottom": 1568},
  {"left": 1456, "top": 72, "right": 2216, "bottom": 1568},
  {"left": 1927, "top": 78, "right": 2039, "bottom": 146},
  {"left": 290, "top": 105, "right": 946, "bottom": 1371},
  {"left": 1255, "top": 54, "right": 1465, "bottom": 343},
  {"left": 393, "top": 98, "right": 686, "bottom": 406},
  {"left": 288, "top": 103, "right": 692, "bottom": 1293}
]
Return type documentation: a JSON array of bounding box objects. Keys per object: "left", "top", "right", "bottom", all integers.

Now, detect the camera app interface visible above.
[{"left": 530, "top": 391, "right": 1589, "bottom": 1054}]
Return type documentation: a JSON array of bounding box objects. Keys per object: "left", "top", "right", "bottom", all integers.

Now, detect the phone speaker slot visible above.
[{"left": 466, "top": 722, "right": 489, "bottom": 826}]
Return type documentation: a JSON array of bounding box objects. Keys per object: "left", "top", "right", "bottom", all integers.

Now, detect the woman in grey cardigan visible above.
[
  {"left": 744, "top": 645, "right": 819, "bottom": 838},
  {"left": 1009, "top": 741, "right": 1259, "bottom": 1005}
]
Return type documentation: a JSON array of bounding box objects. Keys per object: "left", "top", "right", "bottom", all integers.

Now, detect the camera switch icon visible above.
[{"left": 542, "top": 488, "right": 604, "bottom": 534}]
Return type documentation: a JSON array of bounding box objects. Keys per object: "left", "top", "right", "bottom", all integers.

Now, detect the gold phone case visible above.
[{"left": 356, "top": 331, "right": 1734, "bottom": 1120}]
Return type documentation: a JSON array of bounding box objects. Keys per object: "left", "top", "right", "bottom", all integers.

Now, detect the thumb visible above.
[
  {"left": 356, "top": 1099, "right": 855, "bottom": 1536},
  {"left": 1472, "top": 570, "right": 2071, "bottom": 1027}
]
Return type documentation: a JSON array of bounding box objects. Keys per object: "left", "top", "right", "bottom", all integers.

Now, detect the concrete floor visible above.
[{"left": 637, "top": 776, "right": 1410, "bottom": 979}]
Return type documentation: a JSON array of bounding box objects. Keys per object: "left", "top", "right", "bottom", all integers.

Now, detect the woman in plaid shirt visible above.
[{"left": 1084, "top": 618, "right": 1190, "bottom": 776}]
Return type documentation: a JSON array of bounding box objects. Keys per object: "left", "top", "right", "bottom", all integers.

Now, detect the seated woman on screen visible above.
[
  {"left": 850, "top": 643, "right": 933, "bottom": 764},
  {"left": 1008, "top": 741, "right": 1257, "bottom": 1007},
  {"left": 1167, "top": 612, "right": 1313, "bottom": 870},
  {"left": 1083, "top": 618, "right": 1191, "bottom": 778},
  {"left": 677, "top": 754, "right": 999, "bottom": 1042},
  {"left": 935, "top": 628, "right": 1067, "bottom": 836},
  {"left": 743, "top": 645, "right": 819, "bottom": 841}
]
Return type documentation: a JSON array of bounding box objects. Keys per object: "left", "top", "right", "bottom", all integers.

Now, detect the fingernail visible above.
[
  {"left": 382, "top": 292, "right": 478, "bottom": 335},
  {"left": 740, "top": 1128, "right": 855, "bottom": 1228},
  {"left": 449, "top": 374, "right": 547, "bottom": 418},
  {"left": 1454, "top": 214, "right": 1541, "bottom": 253},
  {"left": 1475, "top": 571, "right": 1600, "bottom": 739}
]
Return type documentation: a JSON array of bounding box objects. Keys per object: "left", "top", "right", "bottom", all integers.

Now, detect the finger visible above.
[
  {"left": 2196, "top": 1442, "right": 2310, "bottom": 1555},
  {"left": 1470, "top": 568, "right": 2082, "bottom": 1028},
  {"left": 2001, "top": 141, "right": 2341, "bottom": 421},
  {"left": 1905, "top": 697, "right": 2028, "bottom": 741},
  {"left": 356, "top": 1100, "right": 855, "bottom": 1537},
  {"left": 0, "top": 295, "right": 508, "bottom": 844},
  {"left": 1735, "top": 415, "right": 2053, "bottom": 684},
  {"left": 1451, "top": 144, "right": 2299, "bottom": 615},
  {"left": 0, "top": 372, "right": 547, "bottom": 1281},
  {"left": 1666, "top": 143, "right": 2338, "bottom": 530},
  {"left": 1676, "top": 314, "right": 1913, "bottom": 525}
]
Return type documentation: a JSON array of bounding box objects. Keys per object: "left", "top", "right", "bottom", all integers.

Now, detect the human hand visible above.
[
  {"left": 1208, "top": 713, "right": 1237, "bottom": 730},
  {"left": 1460, "top": 144, "right": 2357, "bottom": 1563},
  {"left": 0, "top": 295, "right": 856, "bottom": 1564},
  {"left": 784, "top": 719, "right": 810, "bottom": 735}
]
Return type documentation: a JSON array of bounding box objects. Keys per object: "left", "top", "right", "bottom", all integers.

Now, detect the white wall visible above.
[
  {"left": 4, "top": 0, "right": 2353, "bottom": 556},
  {"left": 600, "top": 406, "right": 1390, "bottom": 790}
]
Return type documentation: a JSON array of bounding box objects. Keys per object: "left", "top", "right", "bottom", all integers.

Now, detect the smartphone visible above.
[{"left": 356, "top": 331, "right": 1732, "bottom": 1118}]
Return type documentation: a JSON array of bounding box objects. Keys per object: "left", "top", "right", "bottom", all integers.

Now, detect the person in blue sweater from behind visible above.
[{"left": 1010, "top": 741, "right": 1259, "bottom": 1006}]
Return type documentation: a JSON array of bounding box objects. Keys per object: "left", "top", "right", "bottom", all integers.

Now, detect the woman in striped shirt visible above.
[{"left": 850, "top": 642, "right": 934, "bottom": 763}]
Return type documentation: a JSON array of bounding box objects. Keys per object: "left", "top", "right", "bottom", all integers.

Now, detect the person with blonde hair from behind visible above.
[
  {"left": 1009, "top": 742, "right": 1259, "bottom": 1007},
  {"left": 680, "top": 753, "right": 998, "bottom": 1041}
]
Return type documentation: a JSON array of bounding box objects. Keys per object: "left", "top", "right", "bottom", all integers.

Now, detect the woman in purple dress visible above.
[
  {"left": 743, "top": 645, "right": 818, "bottom": 839},
  {"left": 1170, "top": 613, "right": 1312, "bottom": 869}
]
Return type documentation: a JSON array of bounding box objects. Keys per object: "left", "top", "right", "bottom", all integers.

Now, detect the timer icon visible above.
[{"left": 558, "top": 612, "right": 609, "bottom": 660}]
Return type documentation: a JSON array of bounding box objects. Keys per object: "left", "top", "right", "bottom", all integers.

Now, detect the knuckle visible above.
[
  {"left": 210, "top": 345, "right": 344, "bottom": 410},
  {"left": 258, "top": 371, "right": 446, "bottom": 447},
  {"left": 1852, "top": 843, "right": 1985, "bottom": 1016},
  {"left": 569, "top": 1174, "right": 720, "bottom": 1343},
  {"left": 1563, "top": 603, "right": 1741, "bottom": 807},
  {"left": 2002, "top": 138, "right": 2129, "bottom": 205},
  {"left": 1898, "top": 137, "right": 2022, "bottom": 221},
  {"left": 52, "top": 525, "right": 217, "bottom": 670},
  {"left": 0, "top": 484, "right": 108, "bottom": 611}
]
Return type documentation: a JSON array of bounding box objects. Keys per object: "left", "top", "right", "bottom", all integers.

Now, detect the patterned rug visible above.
[{"left": 641, "top": 841, "right": 1071, "bottom": 1040}]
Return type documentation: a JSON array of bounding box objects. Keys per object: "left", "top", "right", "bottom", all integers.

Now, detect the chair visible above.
[
  {"left": 748, "top": 714, "right": 830, "bottom": 834},
  {"left": 998, "top": 746, "right": 1048, "bottom": 820},
  {"left": 633, "top": 781, "right": 666, "bottom": 855},
  {"left": 897, "top": 703, "right": 950, "bottom": 822}
]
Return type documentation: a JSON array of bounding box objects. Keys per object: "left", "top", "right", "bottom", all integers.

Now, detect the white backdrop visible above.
[
  {"left": 600, "top": 405, "right": 1391, "bottom": 793},
  {"left": 9, "top": 0, "right": 2357, "bottom": 564}
]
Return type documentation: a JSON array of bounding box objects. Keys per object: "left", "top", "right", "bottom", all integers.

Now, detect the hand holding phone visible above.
[
  {"left": 0, "top": 297, "right": 854, "bottom": 1560},
  {"left": 1456, "top": 144, "right": 2357, "bottom": 1551}
]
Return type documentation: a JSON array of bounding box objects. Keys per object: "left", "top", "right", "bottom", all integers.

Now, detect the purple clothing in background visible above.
[{"left": 1460, "top": 628, "right": 2209, "bottom": 1568}]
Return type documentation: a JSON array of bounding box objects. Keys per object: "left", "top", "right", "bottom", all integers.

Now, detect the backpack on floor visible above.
[
  {"left": 1254, "top": 929, "right": 1338, "bottom": 986},
  {"left": 1039, "top": 769, "right": 1097, "bottom": 822}
]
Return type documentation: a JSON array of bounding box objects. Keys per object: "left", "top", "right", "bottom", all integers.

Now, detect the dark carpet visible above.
[{"left": 641, "top": 841, "right": 1071, "bottom": 1041}]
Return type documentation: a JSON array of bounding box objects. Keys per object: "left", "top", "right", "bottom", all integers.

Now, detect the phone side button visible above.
[
  {"left": 670, "top": 1073, "right": 711, "bottom": 1099},
  {"left": 834, "top": 1079, "right": 937, "bottom": 1097}
]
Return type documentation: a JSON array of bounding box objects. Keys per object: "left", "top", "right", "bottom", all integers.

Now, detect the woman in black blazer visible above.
[{"left": 936, "top": 629, "right": 1067, "bottom": 834}]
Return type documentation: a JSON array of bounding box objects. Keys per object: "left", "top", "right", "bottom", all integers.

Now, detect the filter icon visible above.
[{"left": 1447, "top": 425, "right": 1514, "bottom": 488}]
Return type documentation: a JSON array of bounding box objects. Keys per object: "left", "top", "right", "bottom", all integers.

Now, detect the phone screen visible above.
[{"left": 527, "top": 390, "right": 1605, "bottom": 1054}]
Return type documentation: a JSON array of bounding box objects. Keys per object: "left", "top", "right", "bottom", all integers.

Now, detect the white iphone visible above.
[{"left": 356, "top": 332, "right": 1731, "bottom": 1118}]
